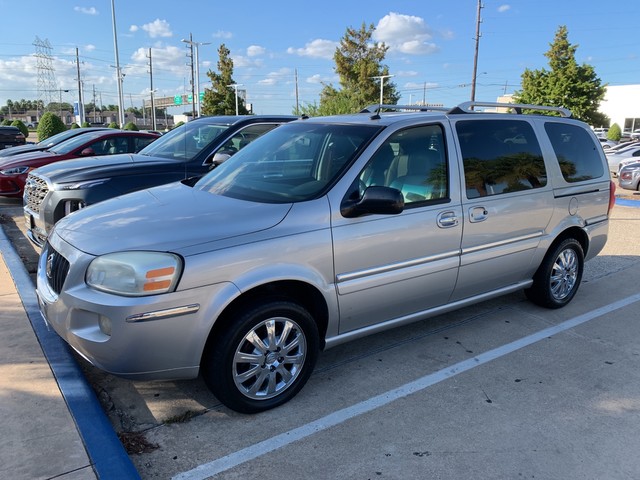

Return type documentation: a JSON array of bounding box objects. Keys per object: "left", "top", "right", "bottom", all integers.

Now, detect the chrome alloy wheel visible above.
[
  {"left": 232, "top": 317, "right": 307, "bottom": 401},
  {"left": 549, "top": 247, "right": 579, "bottom": 301}
]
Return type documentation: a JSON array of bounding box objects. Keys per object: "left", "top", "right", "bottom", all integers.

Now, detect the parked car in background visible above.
[
  {"left": 606, "top": 145, "right": 640, "bottom": 176},
  {"left": 0, "top": 126, "right": 26, "bottom": 149},
  {"left": 598, "top": 137, "right": 617, "bottom": 150},
  {"left": 36, "top": 101, "right": 613, "bottom": 413},
  {"left": 0, "top": 130, "right": 159, "bottom": 198},
  {"left": 24, "top": 115, "right": 296, "bottom": 246},
  {"left": 618, "top": 162, "right": 640, "bottom": 191},
  {"left": 0, "top": 127, "right": 109, "bottom": 158}
]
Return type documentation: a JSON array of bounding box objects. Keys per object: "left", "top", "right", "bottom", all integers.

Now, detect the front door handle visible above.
[{"left": 437, "top": 211, "right": 459, "bottom": 228}]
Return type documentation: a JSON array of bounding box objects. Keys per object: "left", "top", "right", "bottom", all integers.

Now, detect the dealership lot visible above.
[{"left": 2, "top": 194, "right": 640, "bottom": 479}]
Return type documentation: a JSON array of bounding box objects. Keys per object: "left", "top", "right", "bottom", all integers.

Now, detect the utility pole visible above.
[
  {"left": 470, "top": 0, "right": 483, "bottom": 102},
  {"left": 75, "top": 47, "right": 85, "bottom": 125},
  {"left": 182, "top": 34, "right": 196, "bottom": 119},
  {"left": 181, "top": 34, "right": 210, "bottom": 117},
  {"left": 295, "top": 68, "right": 299, "bottom": 115},
  {"left": 371, "top": 74, "right": 394, "bottom": 105},
  {"left": 147, "top": 48, "right": 156, "bottom": 130}
]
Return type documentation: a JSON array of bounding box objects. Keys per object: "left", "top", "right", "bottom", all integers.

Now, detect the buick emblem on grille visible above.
[{"left": 45, "top": 253, "right": 55, "bottom": 279}]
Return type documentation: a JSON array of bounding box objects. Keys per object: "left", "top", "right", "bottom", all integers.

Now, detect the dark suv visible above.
[
  {"left": 0, "top": 126, "right": 26, "bottom": 149},
  {"left": 24, "top": 115, "right": 296, "bottom": 246}
]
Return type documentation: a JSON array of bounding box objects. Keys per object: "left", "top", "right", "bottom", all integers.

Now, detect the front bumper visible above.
[{"left": 36, "top": 232, "right": 239, "bottom": 380}]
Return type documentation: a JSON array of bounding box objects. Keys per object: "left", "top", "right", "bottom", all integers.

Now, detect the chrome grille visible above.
[
  {"left": 43, "top": 243, "right": 70, "bottom": 295},
  {"left": 24, "top": 173, "right": 50, "bottom": 212}
]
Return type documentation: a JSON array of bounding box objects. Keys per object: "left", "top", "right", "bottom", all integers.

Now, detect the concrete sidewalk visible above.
[{"left": 0, "top": 226, "right": 138, "bottom": 479}]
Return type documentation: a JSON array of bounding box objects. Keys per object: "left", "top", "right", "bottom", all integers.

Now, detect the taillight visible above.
[
  {"left": 608, "top": 180, "right": 616, "bottom": 214},
  {"left": 620, "top": 171, "right": 632, "bottom": 180}
]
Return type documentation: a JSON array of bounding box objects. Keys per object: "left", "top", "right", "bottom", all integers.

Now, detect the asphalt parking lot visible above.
[{"left": 2, "top": 189, "right": 640, "bottom": 480}]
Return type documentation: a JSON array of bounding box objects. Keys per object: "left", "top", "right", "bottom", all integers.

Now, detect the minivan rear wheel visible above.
[
  {"left": 202, "top": 300, "right": 319, "bottom": 413},
  {"left": 525, "top": 238, "right": 584, "bottom": 309}
]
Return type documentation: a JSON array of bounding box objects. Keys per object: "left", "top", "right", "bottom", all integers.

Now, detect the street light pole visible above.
[
  {"left": 372, "top": 74, "right": 394, "bottom": 105},
  {"left": 111, "top": 0, "right": 125, "bottom": 127},
  {"left": 58, "top": 89, "right": 69, "bottom": 122},
  {"left": 227, "top": 84, "right": 242, "bottom": 115}
]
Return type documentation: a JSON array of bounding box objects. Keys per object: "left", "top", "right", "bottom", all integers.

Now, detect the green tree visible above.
[
  {"left": 301, "top": 23, "right": 399, "bottom": 116},
  {"left": 514, "top": 26, "right": 606, "bottom": 125},
  {"left": 11, "top": 119, "right": 29, "bottom": 138},
  {"left": 202, "top": 44, "right": 249, "bottom": 116},
  {"left": 1, "top": 119, "right": 12, "bottom": 126},
  {"left": 37, "top": 112, "right": 66, "bottom": 141},
  {"left": 608, "top": 123, "right": 622, "bottom": 141},
  {"left": 123, "top": 121, "right": 139, "bottom": 131}
]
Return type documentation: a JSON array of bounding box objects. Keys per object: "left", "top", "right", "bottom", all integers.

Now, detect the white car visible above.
[{"left": 606, "top": 145, "right": 640, "bottom": 175}]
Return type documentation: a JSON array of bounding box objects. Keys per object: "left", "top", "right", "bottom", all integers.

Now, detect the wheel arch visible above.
[{"left": 202, "top": 280, "right": 330, "bottom": 364}]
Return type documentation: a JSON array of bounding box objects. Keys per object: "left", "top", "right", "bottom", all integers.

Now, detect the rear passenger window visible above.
[
  {"left": 544, "top": 122, "right": 604, "bottom": 182},
  {"left": 456, "top": 120, "right": 546, "bottom": 199}
]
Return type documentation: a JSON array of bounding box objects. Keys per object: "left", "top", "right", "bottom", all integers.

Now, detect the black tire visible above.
[
  {"left": 202, "top": 300, "right": 319, "bottom": 413},
  {"left": 525, "top": 238, "right": 584, "bottom": 309}
]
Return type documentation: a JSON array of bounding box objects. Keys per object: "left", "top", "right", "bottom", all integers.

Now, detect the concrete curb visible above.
[{"left": 0, "top": 226, "right": 140, "bottom": 479}]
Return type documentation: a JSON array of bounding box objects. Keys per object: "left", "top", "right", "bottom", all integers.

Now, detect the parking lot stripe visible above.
[{"left": 173, "top": 292, "right": 640, "bottom": 480}]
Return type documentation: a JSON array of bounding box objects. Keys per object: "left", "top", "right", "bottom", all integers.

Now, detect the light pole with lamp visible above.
[
  {"left": 227, "top": 84, "right": 242, "bottom": 115},
  {"left": 371, "top": 74, "right": 394, "bottom": 105}
]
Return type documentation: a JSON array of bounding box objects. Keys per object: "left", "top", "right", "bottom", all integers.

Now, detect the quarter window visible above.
[
  {"left": 456, "top": 120, "right": 546, "bottom": 198},
  {"left": 545, "top": 122, "right": 604, "bottom": 182}
]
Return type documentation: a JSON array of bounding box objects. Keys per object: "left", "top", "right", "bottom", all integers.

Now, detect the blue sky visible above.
[{"left": 0, "top": 0, "right": 638, "bottom": 116}]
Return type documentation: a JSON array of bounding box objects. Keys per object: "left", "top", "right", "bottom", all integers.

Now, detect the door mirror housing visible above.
[{"left": 341, "top": 185, "right": 404, "bottom": 218}]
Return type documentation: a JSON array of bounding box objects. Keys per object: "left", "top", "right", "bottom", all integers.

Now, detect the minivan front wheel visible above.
[
  {"left": 202, "top": 300, "right": 319, "bottom": 413},
  {"left": 526, "top": 238, "right": 584, "bottom": 309}
]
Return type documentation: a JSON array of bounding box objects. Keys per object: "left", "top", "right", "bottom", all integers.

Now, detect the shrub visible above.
[
  {"left": 81, "top": 121, "right": 91, "bottom": 128},
  {"left": 123, "top": 121, "right": 139, "bottom": 131},
  {"left": 10, "top": 119, "right": 29, "bottom": 138},
  {"left": 1, "top": 119, "right": 11, "bottom": 126},
  {"left": 607, "top": 123, "right": 622, "bottom": 141},
  {"left": 36, "top": 112, "right": 66, "bottom": 141},
  {"left": 70, "top": 123, "right": 80, "bottom": 129},
  {"left": 108, "top": 122, "right": 119, "bottom": 129}
]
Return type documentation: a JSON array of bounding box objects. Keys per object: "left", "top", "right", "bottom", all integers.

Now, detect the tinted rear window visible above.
[
  {"left": 544, "top": 122, "right": 604, "bottom": 182},
  {"left": 456, "top": 119, "right": 546, "bottom": 199}
]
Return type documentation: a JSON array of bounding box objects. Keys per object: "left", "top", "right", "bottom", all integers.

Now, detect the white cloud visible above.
[
  {"left": 131, "top": 45, "right": 185, "bottom": 75},
  {"left": 213, "top": 30, "right": 233, "bottom": 39},
  {"left": 247, "top": 45, "right": 266, "bottom": 57},
  {"left": 84, "top": 44, "right": 96, "bottom": 52},
  {"left": 306, "top": 73, "right": 336, "bottom": 84},
  {"left": 129, "top": 25, "right": 139, "bottom": 33},
  {"left": 141, "top": 19, "right": 173, "bottom": 38},
  {"left": 287, "top": 39, "right": 337, "bottom": 60},
  {"left": 74, "top": 6, "right": 98, "bottom": 15},
  {"left": 374, "top": 12, "right": 439, "bottom": 55},
  {"left": 258, "top": 68, "right": 292, "bottom": 86},
  {"left": 232, "top": 55, "right": 264, "bottom": 69},
  {"left": 498, "top": 4, "right": 511, "bottom": 13}
]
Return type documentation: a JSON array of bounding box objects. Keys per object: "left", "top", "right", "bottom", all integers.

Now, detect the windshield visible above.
[
  {"left": 194, "top": 122, "right": 382, "bottom": 203},
  {"left": 137, "top": 121, "right": 231, "bottom": 161},
  {"left": 48, "top": 131, "right": 106, "bottom": 154}
]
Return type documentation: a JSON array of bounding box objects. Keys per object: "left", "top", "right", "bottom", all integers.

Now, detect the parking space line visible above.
[{"left": 174, "top": 293, "right": 640, "bottom": 480}]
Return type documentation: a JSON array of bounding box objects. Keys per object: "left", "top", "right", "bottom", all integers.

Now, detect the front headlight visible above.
[
  {"left": 55, "top": 178, "right": 109, "bottom": 191},
  {"left": 86, "top": 251, "right": 182, "bottom": 297},
  {"left": 0, "top": 166, "right": 30, "bottom": 175}
]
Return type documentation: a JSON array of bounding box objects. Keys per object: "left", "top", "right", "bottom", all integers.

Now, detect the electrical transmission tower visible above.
[{"left": 33, "top": 36, "right": 59, "bottom": 114}]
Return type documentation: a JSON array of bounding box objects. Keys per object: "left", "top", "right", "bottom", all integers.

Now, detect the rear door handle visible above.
[{"left": 469, "top": 206, "right": 488, "bottom": 223}]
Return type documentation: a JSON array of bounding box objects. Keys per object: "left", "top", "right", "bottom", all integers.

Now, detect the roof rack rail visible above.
[
  {"left": 449, "top": 101, "right": 572, "bottom": 118},
  {"left": 360, "top": 104, "right": 450, "bottom": 114}
]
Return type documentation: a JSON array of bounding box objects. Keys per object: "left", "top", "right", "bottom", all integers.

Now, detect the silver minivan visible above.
[{"left": 36, "top": 102, "right": 615, "bottom": 413}]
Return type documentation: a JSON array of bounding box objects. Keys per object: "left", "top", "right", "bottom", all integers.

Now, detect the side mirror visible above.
[
  {"left": 209, "top": 152, "right": 232, "bottom": 170},
  {"left": 341, "top": 185, "right": 404, "bottom": 218},
  {"left": 80, "top": 148, "right": 95, "bottom": 156}
]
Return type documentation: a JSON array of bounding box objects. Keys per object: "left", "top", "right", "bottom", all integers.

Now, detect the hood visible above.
[
  {"left": 53, "top": 181, "right": 292, "bottom": 256},
  {"left": 33, "top": 153, "right": 177, "bottom": 181},
  {"left": 0, "top": 150, "right": 57, "bottom": 168},
  {"left": 0, "top": 144, "right": 45, "bottom": 158}
]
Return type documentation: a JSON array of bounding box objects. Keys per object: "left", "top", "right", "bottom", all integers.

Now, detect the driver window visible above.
[{"left": 358, "top": 124, "right": 447, "bottom": 206}]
